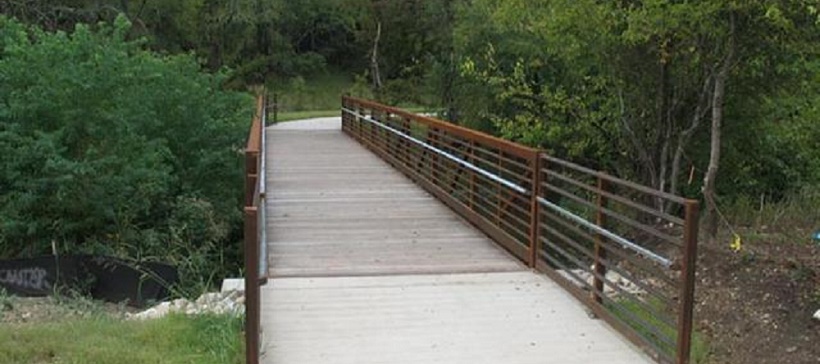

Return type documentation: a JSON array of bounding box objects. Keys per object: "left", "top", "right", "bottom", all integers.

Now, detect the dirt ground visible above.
[
  {"left": 694, "top": 231, "right": 820, "bottom": 364},
  {"left": 0, "top": 295, "right": 136, "bottom": 324}
]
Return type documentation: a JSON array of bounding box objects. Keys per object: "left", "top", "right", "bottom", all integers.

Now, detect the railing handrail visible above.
[
  {"left": 244, "top": 94, "right": 266, "bottom": 364},
  {"left": 341, "top": 96, "right": 699, "bottom": 364},
  {"left": 342, "top": 107, "right": 529, "bottom": 194},
  {"left": 344, "top": 96, "right": 540, "bottom": 159},
  {"left": 342, "top": 106, "right": 672, "bottom": 267}
]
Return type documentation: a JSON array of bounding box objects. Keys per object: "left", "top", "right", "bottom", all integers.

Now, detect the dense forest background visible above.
[{"left": 1, "top": 0, "right": 818, "bottom": 293}]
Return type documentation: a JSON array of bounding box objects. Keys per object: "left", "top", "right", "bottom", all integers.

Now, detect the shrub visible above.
[{"left": 0, "top": 15, "right": 253, "bottom": 293}]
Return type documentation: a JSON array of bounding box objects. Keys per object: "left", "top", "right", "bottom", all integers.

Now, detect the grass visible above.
[
  {"left": 267, "top": 71, "right": 434, "bottom": 122},
  {"left": 274, "top": 106, "right": 433, "bottom": 123},
  {"left": 609, "top": 297, "right": 710, "bottom": 363},
  {"left": 274, "top": 109, "right": 342, "bottom": 122},
  {"left": 0, "top": 313, "right": 243, "bottom": 364},
  {"left": 270, "top": 71, "right": 365, "bottom": 113}
]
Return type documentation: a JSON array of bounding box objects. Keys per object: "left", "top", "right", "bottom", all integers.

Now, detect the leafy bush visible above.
[{"left": 0, "top": 16, "right": 253, "bottom": 293}]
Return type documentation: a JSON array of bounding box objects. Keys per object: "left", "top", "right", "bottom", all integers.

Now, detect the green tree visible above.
[
  {"left": 0, "top": 16, "right": 252, "bottom": 291},
  {"left": 452, "top": 0, "right": 819, "bottom": 242}
]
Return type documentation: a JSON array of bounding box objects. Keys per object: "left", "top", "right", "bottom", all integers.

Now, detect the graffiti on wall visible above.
[{"left": 0, "top": 267, "right": 51, "bottom": 291}]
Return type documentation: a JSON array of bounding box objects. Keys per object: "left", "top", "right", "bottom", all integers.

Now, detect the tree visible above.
[
  {"left": 451, "top": 0, "right": 819, "bottom": 244},
  {"left": 0, "top": 16, "right": 251, "bottom": 290}
]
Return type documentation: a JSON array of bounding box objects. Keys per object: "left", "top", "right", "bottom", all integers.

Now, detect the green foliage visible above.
[
  {"left": 0, "top": 287, "right": 13, "bottom": 312},
  {"left": 452, "top": 0, "right": 820, "bottom": 201},
  {"left": 0, "top": 314, "right": 243, "bottom": 364},
  {"left": 0, "top": 16, "right": 252, "bottom": 292}
]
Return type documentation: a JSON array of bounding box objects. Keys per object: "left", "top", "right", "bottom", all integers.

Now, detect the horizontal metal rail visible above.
[
  {"left": 346, "top": 105, "right": 671, "bottom": 266},
  {"left": 536, "top": 196, "right": 672, "bottom": 267},
  {"left": 341, "top": 96, "right": 700, "bottom": 364},
  {"left": 342, "top": 107, "right": 528, "bottom": 195}
]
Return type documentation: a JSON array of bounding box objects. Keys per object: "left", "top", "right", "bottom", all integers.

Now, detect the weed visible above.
[
  {"left": 608, "top": 297, "right": 710, "bottom": 363},
  {"left": 740, "top": 251, "right": 757, "bottom": 265},
  {"left": 0, "top": 287, "right": 13, "bottom": 312},
  {"left": 788, "top": 261, "right": 815, "bottom": 283},
  {"left": 725, "top": 186, "right": 820, "bottom": 242}
]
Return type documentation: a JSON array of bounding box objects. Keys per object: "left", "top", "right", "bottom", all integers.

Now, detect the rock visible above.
[
  {"left": 221, "top": 278, "right": 245, "bottom": 293},
  {"left": 128, "top": 289, "right": 245, "bottom": 320},
  {"left": 554, "top": 267, "right": 646, "bottom": 299}
]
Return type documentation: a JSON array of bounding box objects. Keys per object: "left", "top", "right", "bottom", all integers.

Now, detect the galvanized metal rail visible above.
[
  {"left": 342, "top": 107, "right": 672, "bottom": 267},
  {"left": 341, "top": 96, "right": 700, "bottom": 364}
]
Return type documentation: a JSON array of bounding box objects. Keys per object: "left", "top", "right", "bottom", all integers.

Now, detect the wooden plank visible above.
[
  {"left": 266, "top": 120, "right": 523, "bottom": 277},
  {"left": 261, "top": 118, "right": 655, "bottom": 364}
]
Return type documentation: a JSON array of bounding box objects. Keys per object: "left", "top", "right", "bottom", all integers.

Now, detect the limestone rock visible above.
[{"left": 127, "top": 289, "right": 245, "bottom": 320}]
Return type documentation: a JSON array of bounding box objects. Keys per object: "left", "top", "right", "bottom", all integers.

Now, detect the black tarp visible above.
[{"left": 0, "top": 255, "right": 178, "bottom": 307}]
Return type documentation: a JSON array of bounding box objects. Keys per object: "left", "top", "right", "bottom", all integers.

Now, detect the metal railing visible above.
[
  {"left": 341, "top": 96, "right": 700, "bottom": 364},
  {"left": 244, "top": 94, "right": 267, "bottom": 364}
]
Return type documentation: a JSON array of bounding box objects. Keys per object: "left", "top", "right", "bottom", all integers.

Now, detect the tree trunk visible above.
[
  {"left": 442, "top": 0, "right": 457, "bottom": 122},
  {"left": 370, "top": 22, "right": 383, "bottom": 90},
  {"left": 669, "top": 74, "right": 713, "bottom": 201},
  {"left": 702, "top": 15, "right": 735, "bottom": 244},
  {"left": 703, "top": 76, "right": 724, "bottom": 243}
]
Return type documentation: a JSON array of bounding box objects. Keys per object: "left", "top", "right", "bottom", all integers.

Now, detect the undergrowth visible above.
[{"left": 608, "top": 297, "right": 710, "bottom": 363}]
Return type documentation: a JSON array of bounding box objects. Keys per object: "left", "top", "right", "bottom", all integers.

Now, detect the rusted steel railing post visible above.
[
  {"left": 401, "top": 117, "right": 411, "bottom": 168},
  {"left": 341, "top": 97, "right": 348, "bottom": 133},
  {"left": 245, "top": 153, "right": 258, "bottom": 207},
  {"left": 538, "top": 157, "right": 549, "bottom": 264},
  {"left": 244, "top": 206, "right": 260, "bottom": 364},
  {"left": 495, "top": 156, "right": 502, "bottom": 226},
  {"left": 468, "top": 141, "right": 476, "bottom": 210},
  {"left": 429, "top": 127, "right": 440, "bottom": 183},
  {"left": 355, "top": 104, "right": 361, "bottom": 140},
  {"left": 677, "top": 200, "right": 700, "bottom": 364},
  {"left": 243, "top": 94, "right": 264, "bottom": 364},
  {"left": 591, "top": 177, "right": 609, "bottom": 304},
  {"left": 368, "top": 108, "right": 377, "bottom": 150},
  {"left": 272, "top": 92, "right": 278, "bottom": 124},
  {"left": 528, "top": 153, "right": 541, "bottom": 267}
]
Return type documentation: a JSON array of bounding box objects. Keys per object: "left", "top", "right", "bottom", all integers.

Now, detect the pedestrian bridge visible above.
[{"left": 241, "top": 96, "right": 700, "bottom": 364}]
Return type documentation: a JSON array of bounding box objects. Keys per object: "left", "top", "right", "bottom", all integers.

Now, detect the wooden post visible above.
[
  {"left": 677, "top": 200, "right": 700, "bottom": 364},
  {"left": 591, "top": 177, "right": 608, "bottom": 304}
]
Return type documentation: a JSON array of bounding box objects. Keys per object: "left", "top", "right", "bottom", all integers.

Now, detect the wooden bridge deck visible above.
[{"left": 260, "top": 118, "right": 653, "bottom": 364}]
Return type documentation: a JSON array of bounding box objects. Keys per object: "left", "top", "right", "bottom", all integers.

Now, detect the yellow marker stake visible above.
[{"left": 730, "top": 233, "right": 742, "bottom": 252}]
